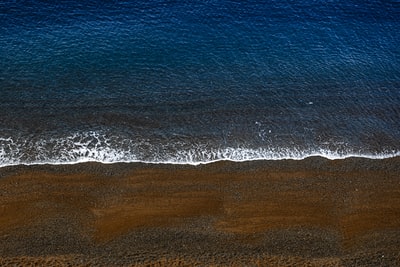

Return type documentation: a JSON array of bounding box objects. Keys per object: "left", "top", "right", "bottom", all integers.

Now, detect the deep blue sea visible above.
[{"left": 1, "top": 0, "right": 399, "bottom": 166}]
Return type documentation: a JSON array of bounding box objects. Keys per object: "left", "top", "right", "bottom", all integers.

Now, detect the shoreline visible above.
[
  {"left": 2, "top": 151, "right": 400, "bottom": 168},
  {"left": 1, "top": 157, "right": 400, "bottom": 265}
]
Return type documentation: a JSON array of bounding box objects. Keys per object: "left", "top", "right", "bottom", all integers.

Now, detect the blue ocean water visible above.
[{"left": 0, "top": 0, "right": 399, "bottom": 166}]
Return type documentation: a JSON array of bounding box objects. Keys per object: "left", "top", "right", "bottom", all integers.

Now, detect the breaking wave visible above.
[{"left": 1, "top": 131, "right": 399, "bottom": 167}]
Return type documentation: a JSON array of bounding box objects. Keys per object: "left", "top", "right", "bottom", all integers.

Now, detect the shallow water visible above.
[{"left": 1, "top": 0, "right": 399, "bottom": 166}]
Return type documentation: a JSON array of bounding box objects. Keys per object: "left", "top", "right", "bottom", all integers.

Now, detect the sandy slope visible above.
[{"left": 1, "top": 157, "right": 399, "bottom": 266}]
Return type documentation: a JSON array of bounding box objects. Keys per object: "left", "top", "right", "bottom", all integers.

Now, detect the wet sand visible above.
[{"left": 1, "top": 157, "right": 400, "bottom": 266}]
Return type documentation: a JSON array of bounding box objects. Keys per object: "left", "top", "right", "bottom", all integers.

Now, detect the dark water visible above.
[{"left": 1, "top": 0, "right": 400, "bottom": 165}]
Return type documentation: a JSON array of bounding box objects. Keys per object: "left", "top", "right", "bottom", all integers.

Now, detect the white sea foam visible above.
[{"left": 0, "top": 132, "right": 399, "bottom": 168}]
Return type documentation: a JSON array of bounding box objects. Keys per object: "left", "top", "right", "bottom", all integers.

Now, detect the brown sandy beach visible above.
[{"left": 0, "top": 157, "right": 400, "bottom": 266}]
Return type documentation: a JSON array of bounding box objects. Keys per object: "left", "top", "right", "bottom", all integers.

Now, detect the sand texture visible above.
[{"left": 1, "top": 157, "right": 400, "bottom": 266}]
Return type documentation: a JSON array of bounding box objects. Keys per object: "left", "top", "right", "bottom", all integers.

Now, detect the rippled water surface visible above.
[{"left": 1, "top": 0, "right": 399, "bottom": 165}]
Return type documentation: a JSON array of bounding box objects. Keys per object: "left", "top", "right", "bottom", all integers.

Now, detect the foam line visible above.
[
  {"left": 1, "top": 150, "right": 399, "bottom": 168},
  {"left": 1, "top": 133, "right": 399, "bottom": 168}
]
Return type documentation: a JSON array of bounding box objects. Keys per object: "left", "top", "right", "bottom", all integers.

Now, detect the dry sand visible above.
[{"left": 0, "top": 157, "right": 400, "bottom": 266}]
